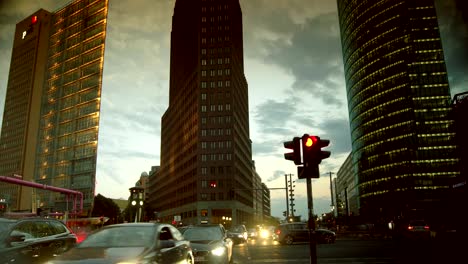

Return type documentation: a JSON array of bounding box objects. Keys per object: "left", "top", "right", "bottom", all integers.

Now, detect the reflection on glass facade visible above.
[
  {"left": 337, "top": 0, "right": 460, "bottom": 221},
  {"left": 0, "top": 0, "right": 108, "bottom": 215},
  {"left": 35, "top": 0, "right": 108, "bottom": 215}
]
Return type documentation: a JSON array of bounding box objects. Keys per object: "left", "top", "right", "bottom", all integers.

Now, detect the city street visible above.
[{"left": 231, "top": 235, "right": 464, "bottom": 264}]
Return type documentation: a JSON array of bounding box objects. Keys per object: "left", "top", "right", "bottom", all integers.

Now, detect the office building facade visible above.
[
  {"left": 337, "top": 0, "right": 460, "bottom": 222},
  {"left": 0, "top": 0, "right": 108, "bottom": 215},
  {"left": 153, "top": 0, "right": 253, "bottom": 226}
]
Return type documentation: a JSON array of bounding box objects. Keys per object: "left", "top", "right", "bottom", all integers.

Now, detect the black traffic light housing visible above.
[
  {"left": 301, "top": 134, "right": 330, "bottom": 166},
  {"left": 284, "top": 137, "right": 302, "bottom": 165}
]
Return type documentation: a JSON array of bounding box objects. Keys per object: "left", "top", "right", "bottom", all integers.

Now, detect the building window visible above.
[
  {"left": 226, "top": 154, "right": 232, "bottom": 160},
  {"left": 201, "top": 70, "right": 207, "bottom": 77},
  {"left": 225, "top": 80, "right": 230, "bottom": 87},
  {"left": 201, "top": 180, "right": 208, "bottom": 187},
  {"left": 218, "top": 105, "right": 223, "bottom": 111},
  {"left": 201, "top": 93, "right": 207, "bottom": 100},
  {"left": 201, "top": 167, "right": 207, "bottom": 174},
  {"left": 201, "top": 59, "right": 207, "bottom": 65},
  {"left": 218, "top": 69, "right": 223, "bottom": 76},
  {"left": 201, "top": 209, "right": 208, "bottom": 216},
  {"left": 201, "top": 117, "right": 207, "bottom": 124},
  {"left": 210, "top": 193, "right": 216, "bottom": 200},
  {"left": 202, "top": 17, "right": 206, "bottom": 22},
  {"left": 210, "top": 180, "right": 217, "bottom": 188},
  {"left": 202, "top": 38, "right": 206, "bottom": 44},
  {"left": 201, "top": 194, "right": 208, "bottom": 200},
  {"left": 210, "top": 70, "right": 216, "bottom": 76},
  {"left": 226, "top": 104, "right": 231, "bottom": 110},
  {"left": 218, "top": 58, "right": 223, "bottom": 64},
  {"left": 201, "top": 129, "right": 207, "bottom": 136},
  {"left": 218, "top": 81, "right": 223, "bottom": 88},
  {"left": 201, "top": 154, "right": 207, "bottom": 161},
  {"left": 201, "top": 142, "right": 207, "bottom": 149},
  {"left": 225, "top": 69, "right": 230, "bottom": 75},
  {"left": 210, "top": 81, "right": 216, "bottom": 88},
  {"left": 225, "top": 57, "right": 230, "bottom": 64},
  {"left": 201, "top": 105, "right": 207, "bottom": 112},
  {"left": 210, "top": 105, "right": 216, "bottom": 112},
  {"left": 201, "top": 82, "right": 207, "bottom": 88}
]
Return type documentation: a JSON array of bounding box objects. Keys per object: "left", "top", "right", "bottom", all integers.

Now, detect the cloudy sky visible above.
[{"left": 0, "top": 0, "right": 466, "bottom": 219}]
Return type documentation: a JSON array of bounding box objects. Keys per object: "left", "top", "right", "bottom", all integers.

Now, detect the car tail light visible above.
[
  {"left": 424, "top": 225, "right": 430, "bottom": 230},
  {"left": 407, "top": 226, "right": 413, "bottom": 230},
  {"left": 275, "top": 229, "right": 281, "bottom": 235}
]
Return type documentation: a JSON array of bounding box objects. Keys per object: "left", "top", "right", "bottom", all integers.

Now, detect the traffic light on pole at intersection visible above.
[
  {"left": 301, "top": 134, "right": 330, "bottom": 167},
  {"left": 283, "top": 137, "right": 302, "bottom": 165}
]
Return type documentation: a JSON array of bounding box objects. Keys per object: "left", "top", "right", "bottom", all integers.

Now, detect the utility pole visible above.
[
  {"left": 328, "top": 172, "right": 335, "bottom": 214},
  {"left": 285, "top": 174, "right": 290, "bottom": 220}
]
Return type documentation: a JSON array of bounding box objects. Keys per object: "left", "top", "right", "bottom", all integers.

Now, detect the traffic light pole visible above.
[{"left": 306, "top": 177, "right": 317, "bottom": 264}]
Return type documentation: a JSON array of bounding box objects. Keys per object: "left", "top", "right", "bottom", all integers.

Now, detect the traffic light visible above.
[
  {"left": 284, "top": 137, "right": 301, "bottom": 165},
  {"left": 301, "top": 134, "right": 330, "bottom": 166}
]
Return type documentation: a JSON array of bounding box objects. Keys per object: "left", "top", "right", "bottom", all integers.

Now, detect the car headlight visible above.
[
  {"left": 237, "top": 234, "right": 243, "bottom": 238},
  {"left": 211, "top": 247, "right": 226, "bottom": 256},
  {"left": 260, "top": 229, "right": 270, "bottom": 238}
]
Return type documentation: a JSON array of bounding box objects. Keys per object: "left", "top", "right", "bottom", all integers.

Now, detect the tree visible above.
[{"left": 91, "top": 194, "right": 121, "bottom": 224}]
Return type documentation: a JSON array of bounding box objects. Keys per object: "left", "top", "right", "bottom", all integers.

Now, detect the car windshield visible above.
[
  {"left": 181, "top": 227, "right": 222, "bottom": 241},
  {"left": 230, "top": 226, "right": 244, "bottom": 233},
  {"left": 0, "top": 220, "right": 15, "bottom": 234},
  {"left": 79, "top": 226, "right": 155, "bottom": 248}
]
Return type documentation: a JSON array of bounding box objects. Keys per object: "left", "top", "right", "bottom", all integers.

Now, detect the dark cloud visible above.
[
  {"left": 267, "top": 170, "right": 286, "bottom": 182},
  {"left": 253, "top": 99, "right": 297, "bottom": 133},
  {"left": 435, "top": 0, "right": 468, "bottom": 96}
]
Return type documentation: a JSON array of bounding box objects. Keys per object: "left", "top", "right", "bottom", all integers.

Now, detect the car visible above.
[
  {"left": 315, "top": 229, "right": 337, "bottom": 244},
  {"left": 227, "top": 224, "right": 247, "bottom": 244},
  {"left": 0, "top": 217, "right": 77, "bottom": 264},
  {"left": 274, "top": 222, "right": 336, "bottom": 245},
  {"left": 247, "top": 228, "right": 258, "bottom": 239},
  {"left": 47, "top": 222, "right": 194, "bottom": 264},
  {"left": 179, "top": 224, "right": 233, "bottom": 264},
  {"left": 403, "top": 220, "right": 431, "bottom": 240}
]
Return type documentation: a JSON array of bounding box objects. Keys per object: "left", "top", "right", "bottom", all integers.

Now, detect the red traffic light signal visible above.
[
  {"left": 284, "top": 137, "right": 301, "bottom": 165},
  {"left": 302, "top": 134, "right": 330, "bottom": 166}
]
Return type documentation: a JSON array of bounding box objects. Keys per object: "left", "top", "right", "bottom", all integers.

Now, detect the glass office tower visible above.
[
  {"left": 0, "top": 0, "right": 108, "bottom": 215},
  {"left": 336, "top": 0, "right": 460, "bottom": 222},
  {"left": 152, "top": 0, "right": 253, "bottom": 226}
]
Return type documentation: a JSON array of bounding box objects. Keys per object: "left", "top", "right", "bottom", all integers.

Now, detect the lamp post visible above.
[{"left": 129, "top": 186, "right": 144, "bottom": 222}]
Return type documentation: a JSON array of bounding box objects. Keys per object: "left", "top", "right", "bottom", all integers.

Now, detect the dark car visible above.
[
  {"left": 179, "top": 224, "right": 233, "bottom": 264},
  {"left": 274, "top": 222, "right": 336, "bottom": 245},
  {"left": 0, "top": 217, "right": 77, "bottom": 264},
  {"left": 403, "top": 220, "right": 431, "bottom": 240},
  {"left": 48, "top": 222, "right": 194, "bottom": 264},
  {"left": 227, "top": 224, "right": 247, "bottom": 244}
]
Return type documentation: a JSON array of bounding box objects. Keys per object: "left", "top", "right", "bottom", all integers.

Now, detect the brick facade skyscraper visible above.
[{"left": 151, "top": 0, "right": 253, "bottom": 226}]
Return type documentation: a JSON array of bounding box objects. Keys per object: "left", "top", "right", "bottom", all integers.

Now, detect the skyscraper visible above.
[
  {"left": 336, "top": 0, "right": 460, "bottom": 222},
  {"left": 151, "top": 0, "right": 253, "bottom": 226},
  {"left": 0, "top": 0, "right": 108, "bottom": 215}
]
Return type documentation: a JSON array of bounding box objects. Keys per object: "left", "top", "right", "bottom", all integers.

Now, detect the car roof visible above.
[{"left": 104, "top": 222, "right": 161, "bottom": 228}]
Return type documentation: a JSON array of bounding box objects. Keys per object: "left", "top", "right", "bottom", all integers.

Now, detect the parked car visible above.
[
  {"left": 0, "top": 217, "right": 77, "bottom": 264},
  {"left": 227, "top": 224, "right": 247, "bottom": 244},
  {"left": 274, "top": 222, "right": 336, "bottom": 245},
  {"left": 179, "top": 224, "right": 233, "bottom": 263},
  {"left": 47, "top": 222, "right": 194, "bottom": 264}
]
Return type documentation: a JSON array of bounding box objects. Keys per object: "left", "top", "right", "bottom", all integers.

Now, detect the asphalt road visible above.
[{"left": 231, "top": 236, "right": 465, "bottom": 264}]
